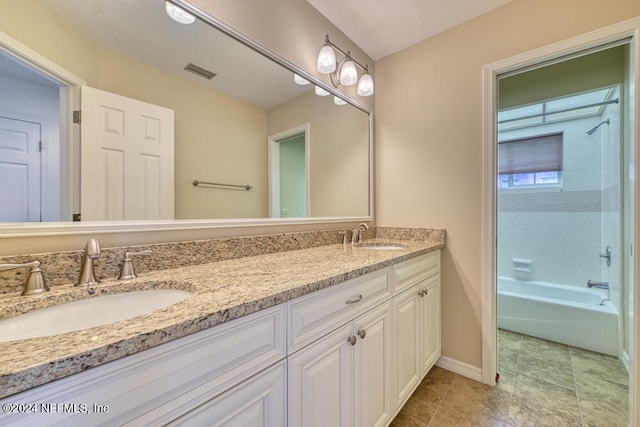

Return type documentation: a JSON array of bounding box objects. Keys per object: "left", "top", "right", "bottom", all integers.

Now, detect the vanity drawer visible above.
[
  {"left": 287, "top": 269, "right": 391, "bottom": 353},
  {"left": 392, "top": 251, "right": 440, "bottom": 294}
]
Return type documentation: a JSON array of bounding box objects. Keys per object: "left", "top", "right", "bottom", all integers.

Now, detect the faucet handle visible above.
[
  {"left": 118, "top": 250, "right": 152, "bottom": 280},
  {"left": 0, "top": 261, "right": 50, "bottom": 296},
  {"left": 338, "top": 230, "right": 351, "bottom": 245}
]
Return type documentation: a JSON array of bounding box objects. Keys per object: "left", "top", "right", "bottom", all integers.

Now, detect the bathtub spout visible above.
[{"left": 587, "top": 280, "right": 609, "bottom": 290}]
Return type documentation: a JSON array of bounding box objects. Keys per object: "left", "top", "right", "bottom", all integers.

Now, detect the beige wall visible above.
[
  {"left": 268, "top": 91, "right": 370, "bottom": 217},
  {"left": 375, "top": 0, "right": 640, "bottom": 368}
]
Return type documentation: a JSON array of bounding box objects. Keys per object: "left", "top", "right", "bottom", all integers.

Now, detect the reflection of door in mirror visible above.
[
  {"left": 80, "top": 86, "right": 175, "bottom": 221},
  {"left": 0, "top": 49, "right": 67, "bottom": 222},
  {"left": 269, "top": 125, "right": 309, "bottom": 218},
  {"left": 0, "top": 115, "right": 41, "bottom": 221}
]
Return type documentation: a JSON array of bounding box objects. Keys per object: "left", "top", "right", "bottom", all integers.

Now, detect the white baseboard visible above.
[
  {"left": 435, "top": 356, "right": 483, "bottom": 382},
  {"left": 622, "top": 350, "right": 630, "bottom": 374}
]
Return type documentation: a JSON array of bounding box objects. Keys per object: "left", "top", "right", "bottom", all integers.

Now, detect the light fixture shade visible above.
[
  {"left": 315, "top": 86, "right": 330, "bottom": 96},
  {"left": 165, "top": 1, "right": 196, "bottom": 24},
  {"left": 334, "top": 96, "right": 347, "bottom": 106},
  {"left": 339, "top": 60, "right": 358, "bottom": 86},
  {"left": 293, "top": 74, "right": 310, "bottom": 85},
  {"left": 317, "top": 45, "right": 337, "bottom": 74},
  {"left": 357, "top": 72, "right": 374, "bottom": 96}
]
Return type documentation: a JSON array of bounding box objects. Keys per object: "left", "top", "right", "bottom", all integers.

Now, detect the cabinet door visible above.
[
  {"left": 166, "top": 361, "right": 286, "bottom": 427},
  {"left": 420, "top": 274, "right": 441, "bottom": 375},
  {"left": 392, "top": 287, "right": 421, "bottom": 409},
  {"left": 288, "top": 323, "right": 355, "bottom": 427},
  {"left": 354, "top": 301, "right": 393, "bottom": 427}
]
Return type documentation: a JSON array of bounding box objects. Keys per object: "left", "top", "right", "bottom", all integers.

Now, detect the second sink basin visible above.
[{"left": 0, "top": 289, "right": 191, "bottom": 342}]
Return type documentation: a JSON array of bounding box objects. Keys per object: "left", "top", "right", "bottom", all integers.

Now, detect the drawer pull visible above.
[
  {"left": 345, "top": 295, "right": 363, "bottom": 305},
  {"left": 347, "top": 335, "right": 357, "bottom": 346},
  {"left": 357, "top": 329, "right": 366, "bottom": 339}
]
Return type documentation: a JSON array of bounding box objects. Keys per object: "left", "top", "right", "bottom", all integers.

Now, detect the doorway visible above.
[
  {"left": 268, "top": 124, "right": 310, "bottom": 218},
  {"left": 0, "top": 32, "right": 83, "bottom": 222},
  {"left": 482, "top": 18, "right": 639, "bottom": 426},
  {"left": 496, "top": 78, "right": 628, "bottom": 425}
]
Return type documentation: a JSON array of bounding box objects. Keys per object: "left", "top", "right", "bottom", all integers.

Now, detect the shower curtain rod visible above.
[{"left": 498, "top": 98, "right": 619, "bottom": 124}]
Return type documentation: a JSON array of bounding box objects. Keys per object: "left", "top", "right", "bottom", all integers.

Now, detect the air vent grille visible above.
[{"left": 184, "top": 63, "right": 216, "bottom": 80}]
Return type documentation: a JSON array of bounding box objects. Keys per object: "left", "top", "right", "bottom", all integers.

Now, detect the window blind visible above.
[{"left": 498, "top": 133, "right": 563, "bottom": 174}]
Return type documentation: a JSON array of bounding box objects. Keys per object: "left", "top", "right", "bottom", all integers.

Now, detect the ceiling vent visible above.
[{"left": 184, "top": 63, "right": 216, "bottom": 80}]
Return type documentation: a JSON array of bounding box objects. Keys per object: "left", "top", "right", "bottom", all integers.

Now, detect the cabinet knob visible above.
[
  {"left": 357, "top": 329, "right": 366, "bottom": 339},
  {"left": 418, "top": 289, "right": 428, "bottom": 297},
  {"left": 347, "top": 335, "right": 357, "bottom": 346}
]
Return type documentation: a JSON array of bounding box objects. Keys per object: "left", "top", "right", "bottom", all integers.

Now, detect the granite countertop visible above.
[{"left": 0, "top": 238, "right": 443, "bottom": 398}]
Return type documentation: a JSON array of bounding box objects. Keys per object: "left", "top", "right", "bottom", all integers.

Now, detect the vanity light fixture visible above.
[
  {"left": 294, "top": 73, "right": 311, "bottom": 85},
  {"left": 165, "top": 1, "right": 196, "bottom": 25},
  {"left": 334, "top": 96, "right": 347, "bottom": 106},
  {"left": 315, "top": 86, "right": 330, "bottom": 96},
  {"left": 316, "top": 35, "right": 374, "bottom": 96}
]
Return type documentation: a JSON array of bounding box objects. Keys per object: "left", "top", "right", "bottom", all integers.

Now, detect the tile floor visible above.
[{"left": 391, "top": 329, "right": 629, "bottom": 426}]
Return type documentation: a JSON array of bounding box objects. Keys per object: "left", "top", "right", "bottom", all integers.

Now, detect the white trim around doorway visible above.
[{"left": 482, "top": 16, "right": 640, "bottom": 425}]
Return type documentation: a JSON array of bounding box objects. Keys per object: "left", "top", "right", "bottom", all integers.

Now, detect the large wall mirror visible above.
[{"left": 0, "top": 0, "right": 371, "bottom": 231}]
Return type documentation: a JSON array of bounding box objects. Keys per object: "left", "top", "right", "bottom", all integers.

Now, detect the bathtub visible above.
[{"left": 498, "top": 276, "right": 619, "bottom": 356}]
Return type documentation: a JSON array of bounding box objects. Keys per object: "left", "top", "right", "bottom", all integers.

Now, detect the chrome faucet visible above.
[
  {"left": 587, "top": 280, "right": 609, "bottom": 290},
  {"left": 0, "top": 261, "right": 49, "bottom": 296},
  {"left": 588, "top": 280, "right": 610, "bottom": 303},
  {"left": 77, "top": 238, "right": 101, "bottom": 287},
  {"left": 351, "top": 223, "right": 370, "bottom": 245}
]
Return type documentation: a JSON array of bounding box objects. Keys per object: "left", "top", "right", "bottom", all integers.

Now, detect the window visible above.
[
  {"left": 497, "top": 171, "right": 562, "bottom": 188},
  {"left": 497, "top": 133, "right": 563, "bottom": 189}
]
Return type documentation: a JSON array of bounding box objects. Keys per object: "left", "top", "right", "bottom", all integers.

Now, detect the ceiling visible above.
[{"left": 306, "top": 0, "right": 514, "bottom": 61}]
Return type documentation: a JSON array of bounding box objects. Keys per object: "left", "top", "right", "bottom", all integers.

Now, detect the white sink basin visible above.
[{"left": 0, "top": 289, "right": 191, "bottom": 342}]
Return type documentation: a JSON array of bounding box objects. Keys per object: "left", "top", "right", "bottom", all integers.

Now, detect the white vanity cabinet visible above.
[
  {"left": 1, "top": 249, "right": 441, "bottom": 427},
  {"left": 391, "top": 252, "right": 441, "bottom": 412},
  {"left": 0, "top": 304, "right": 286, "bottom": 427},
  {"left": 288, "top": 300, "right": 393, "bottom": 427},
  {"left": 287, "top": 269, "right": 393, "bottom": 427},
  {"left": 165, "top": 360, "right": 286, "bottom": 426},
  {"left": 287, "top": 249, "right": 441, "bottom": 427}
]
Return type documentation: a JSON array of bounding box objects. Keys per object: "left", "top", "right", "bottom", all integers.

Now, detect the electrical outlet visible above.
[{"left": 281, "top": 209, "right": 288, "bottom": 218}]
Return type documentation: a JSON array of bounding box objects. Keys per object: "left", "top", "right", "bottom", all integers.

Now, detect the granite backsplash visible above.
[{"left": 0, "top": 226, "right": 445, "bottom": 294}]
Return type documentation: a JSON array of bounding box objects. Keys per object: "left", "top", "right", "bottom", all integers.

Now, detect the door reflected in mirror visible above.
[{"left": 0, "top": 0, "right": 370, "bottom": 224}]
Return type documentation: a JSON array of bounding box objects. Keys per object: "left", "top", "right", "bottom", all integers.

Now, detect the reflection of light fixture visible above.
[
  {"left": 165, "top": 1, "right": 196, "bottom": 24},
  {"left": 334, "top": 96, "right": 347, "bottom": 106},
  {"left": 315, "top": 86, "right": 330, "bottom": 96},
  {"left": 316, "top": 35, "right": 374, "bottom": 96},
  {"left": 294, "top": 74, "right": 310, "bottom": 85}
]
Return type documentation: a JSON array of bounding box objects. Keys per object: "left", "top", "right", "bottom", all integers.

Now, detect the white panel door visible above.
[
  {"left": 354, "top": 302, "right": 393, "bottom": 427},
  {"left": 288, "top": 322, "right": 354, "bottom": 427},
  {"left": 0, "top": 116, "right": 41, "bottom": 221},
  {"left": 80, "top": 86, "right": 174, "bottom": 220}
]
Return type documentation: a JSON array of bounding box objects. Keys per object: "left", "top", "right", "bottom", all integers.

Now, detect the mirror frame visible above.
[{"left": 0, "top": 0, "right": 373, "bottom": 238}]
